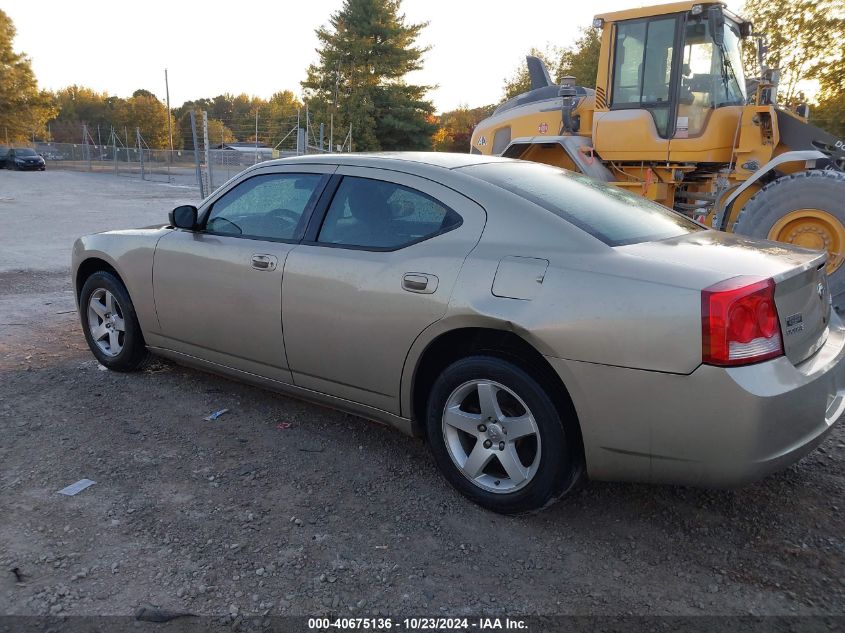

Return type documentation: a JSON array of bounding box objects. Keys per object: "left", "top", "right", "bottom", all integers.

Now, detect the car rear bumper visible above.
[{"left": 547, "top": 317, "right": 845, "bottom": 487}]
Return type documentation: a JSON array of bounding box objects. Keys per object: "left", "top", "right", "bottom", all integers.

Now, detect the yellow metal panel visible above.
[
  {"left": 668, "top": 106, "right": 743, "bottom": 163},
  {"left": 471, "top": 98, "right": 596, "bottom": 156},
  {"left": 593, "top": 110, "right": 669, "bottom": 161},
  {"left": 732, "top": 106, "right": 778, "bottom": 176},
  {"left": 594, "top": 26, "right": 615, "bottom": 110},
  {"left": 595, "top": 1, "right": 723, "bottom": 23}
]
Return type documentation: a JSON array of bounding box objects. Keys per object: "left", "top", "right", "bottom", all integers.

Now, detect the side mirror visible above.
[{"left": 169, "top": 205, "right": 198, "bottom": 229}]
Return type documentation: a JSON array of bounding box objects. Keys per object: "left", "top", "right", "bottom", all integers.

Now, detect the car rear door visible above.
[
  {"left": 281, "top": 166, "right": 486, "bottom": 414},
  {"left": 151, "top": 165, "right": 334, "bottom": 382}
]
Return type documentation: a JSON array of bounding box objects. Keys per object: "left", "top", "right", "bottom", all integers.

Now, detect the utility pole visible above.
[
  {"left": 331, "top": 60, "right": 340, "bottom": 153},
  {"left": 306, "top": 103, "right": 311, "bottom": 150},
  {"left": 164, "top": 68, "right": 174, "bottom": 159},
  {"left": 136, "top": 127, "right": 145, "bottom": 180},
  {"left": 190, "top": 111, "right": 204, "bottom": 198},
  {"left": 82, "top": 123, "right": 91, "bottom": 171},
  {"left": 112, "top": 127, "right": 118, "bottom": 175},
  {"left": 296, "top": 109, "right": 301, "bottom": 155},
  {"left": 221, "top": 122, "right": 227, "bottom": 178},
  {"left": 254, "top": 109, "right": 259, "bottom": 164},
  {"left": 202, "top": 111, "right": 212, "bottom": 191}
]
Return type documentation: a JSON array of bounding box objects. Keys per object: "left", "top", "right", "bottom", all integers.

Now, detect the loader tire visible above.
[{"left": 733, "top": 170, "right": 845, "bottom": 309}]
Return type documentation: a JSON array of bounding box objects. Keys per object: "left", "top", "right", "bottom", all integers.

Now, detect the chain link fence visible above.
[
  {"left": 20, "top": 111, "right": 350, "bottom": 199},
  {"left": 25, "top": 141, "right": 303, "bottom": 193}
]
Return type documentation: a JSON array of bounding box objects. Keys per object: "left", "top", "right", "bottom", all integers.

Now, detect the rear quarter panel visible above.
[
  {"left": 399, "top": 194, "right": 727, "bottom": 419},
  {"left": 419, "top": 185, "right": 728, "bottom": 375}
]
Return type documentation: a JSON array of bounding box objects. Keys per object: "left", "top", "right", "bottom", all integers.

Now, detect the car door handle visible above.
[
  {"left": 251, "top": 254, "right": 278, "bottom": 271},
  {"left": 402, "top": 273, "right": 438, "bottom": 294}
]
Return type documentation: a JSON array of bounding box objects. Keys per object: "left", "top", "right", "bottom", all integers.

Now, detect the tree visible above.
[
  {"left": 502, "top": 47, "right": 559, "bottom": 101},
  {"left": 302, "top": 0, "right": 437, "bottom": 151},
  {"left": 50, "top": 86, "right": 115, "bottom": 143},
  {"left": 814, "top": 93, "right": 845, "bottom": 138},
  {"left": 207, "top": 118, "right": 236, "bottom": 145},
  {"left": 0, "top": 9, "right": 56, "bottom": 142},
  {"left": 741, "top": 0, "right": 845, "bottom": 107},
  {"left": 113, "top": 94, "right": 175, "bottom": 149},
  {"left": 501, "top": 27, "right": 601, "bottom": 101},
  {"left": 433, "top": 104, "right": 496, "bottom": 152},
  {"left": 265, "top": 90, "right": 303, "bottom": 144},
  {"left": 132, "top": 88, "right": 157, "bottom": 99},
  {"left": 557, "top": 27, "right": 601, "bottom": 86}
]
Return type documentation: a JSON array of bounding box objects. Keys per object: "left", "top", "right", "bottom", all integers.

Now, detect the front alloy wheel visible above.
[
  {"left": 79, "top": 271, "right": 150, "bottom": 371},
  {"left": 87, "top": 288, "right": 126, "bottom": 357}
]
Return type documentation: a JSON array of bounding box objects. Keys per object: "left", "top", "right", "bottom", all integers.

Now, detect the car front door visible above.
[
  {"left": 281, "top": 166, "right": 487, "bottom": 414},
  {"left": 151, "top": 165, "right": 334, "bottom": 382}
]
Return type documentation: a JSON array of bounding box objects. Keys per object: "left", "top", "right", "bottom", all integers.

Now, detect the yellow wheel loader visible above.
[{"left": 471, "top": 1, "right": 845, "bottom": 306}]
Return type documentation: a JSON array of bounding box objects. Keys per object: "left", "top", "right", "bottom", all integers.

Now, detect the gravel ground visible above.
[{"left": 0, "top": 170, "right": 844, "bottom": 619}]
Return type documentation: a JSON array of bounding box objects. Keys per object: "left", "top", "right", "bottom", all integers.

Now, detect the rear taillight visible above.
[{"left": 701, "top": 276, "right": 783, "bottom": 366}]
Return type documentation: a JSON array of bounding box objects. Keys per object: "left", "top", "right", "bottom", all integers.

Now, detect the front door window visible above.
[
  {"left": 205, "top": 173, "right": 325, "bottom": 241},
  {"left": 611, "top": 16, "right": 678, "bottom": 137}
]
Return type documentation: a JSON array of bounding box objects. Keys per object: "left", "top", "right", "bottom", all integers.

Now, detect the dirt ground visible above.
[{"left": 0, "top": 169, "right": 844, "bottom": 619}]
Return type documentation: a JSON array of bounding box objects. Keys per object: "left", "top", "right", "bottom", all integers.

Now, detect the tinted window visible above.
[
  {"left": 206, "top": 173, "right": 323, "bottom": 240},
  {"left": 16, "top": 148, "right": 37, "bottom": 157},
  {"left": 462, "top": 161, "right": 702, "bottom": 246},
  {"left": 318, "top": 177, "right": 461, "bottom": 249}
]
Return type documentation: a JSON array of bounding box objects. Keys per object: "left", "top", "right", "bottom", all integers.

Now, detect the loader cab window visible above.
[
  {"left": 678, "top": 16, "right": 747, "bottom": 136},
  {"left": 610, "top": 16, "right": 678, "bottom": 137}
]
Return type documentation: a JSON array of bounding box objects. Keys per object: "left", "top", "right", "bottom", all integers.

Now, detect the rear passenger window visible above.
[
  {"left": 462, "top": 161, "right": 701, "bottom": 246},
  {"left": 318, "top": 177, "right": 461, "bottom": 249}
]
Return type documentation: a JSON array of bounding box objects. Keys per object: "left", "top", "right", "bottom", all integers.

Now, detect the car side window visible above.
[
  {"left": 317, "top": 176, "right": 461, "bottom": 249},
  {"left": 205, "top": 173, "right": 324, "bottom": 241}
]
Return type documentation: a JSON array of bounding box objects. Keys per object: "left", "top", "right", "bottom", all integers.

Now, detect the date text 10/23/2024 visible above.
[{"left": 307, "top": 617, "right": 529, "bottom": 630}]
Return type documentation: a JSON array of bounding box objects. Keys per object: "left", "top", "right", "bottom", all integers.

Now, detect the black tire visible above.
[
  {"left": 79, "top": 271, "right": 150, "bottom": 371},
  {"left": 426, "top": 355, "right": 582, "bottom": 514},
  {"left": 733, "top": 170, "right": 845, "bottom": 308}
]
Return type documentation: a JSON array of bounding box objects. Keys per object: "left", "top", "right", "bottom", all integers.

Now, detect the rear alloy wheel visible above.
[
  {"left": 427, "top": 356, "right": 581, "bottom": 514},
  {"left": 442, "top": 379, "right": 542, "bottom": 493},
  {"left": 80, "top": 272, "right": 150, "bottom": 371},
  {"left": 734, "top": 170, "right": 845, "bottom": 308}
]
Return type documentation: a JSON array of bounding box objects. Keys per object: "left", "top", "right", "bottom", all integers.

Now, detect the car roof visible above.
[{"left": 258, "top": 151, "right": 515, "bottom": 171}]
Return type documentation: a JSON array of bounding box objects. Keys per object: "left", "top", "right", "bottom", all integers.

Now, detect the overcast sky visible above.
[{"left": 2, "top": 0, "right": 741, "bottom": 112}]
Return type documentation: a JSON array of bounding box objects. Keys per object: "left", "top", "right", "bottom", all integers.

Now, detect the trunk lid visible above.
[{"left": 618, "top": 230, "right": 831, "bottom": 365}]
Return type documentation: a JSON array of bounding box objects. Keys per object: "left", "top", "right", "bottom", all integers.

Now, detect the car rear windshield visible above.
[
  {"left": 462, "top": 161, "right": 702, "bottom": 246},
  {"left": 16, "top": 148, "right": 37, "bottom": 156}
]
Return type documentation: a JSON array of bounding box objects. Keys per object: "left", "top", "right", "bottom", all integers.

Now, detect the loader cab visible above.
[{"left": 595, "top": 2, "right": 749, "bottom": 160}]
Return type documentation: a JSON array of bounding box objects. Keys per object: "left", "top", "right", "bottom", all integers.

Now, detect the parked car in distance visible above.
[
  {"left": 72, "top": 153, "right": 845, "bottom": 513},
  {"left": 0, "top": 145, "right": 8, "bottom": 167},
  {"left": 5, "top": 147, "right": 46, "bottom": 171}
]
